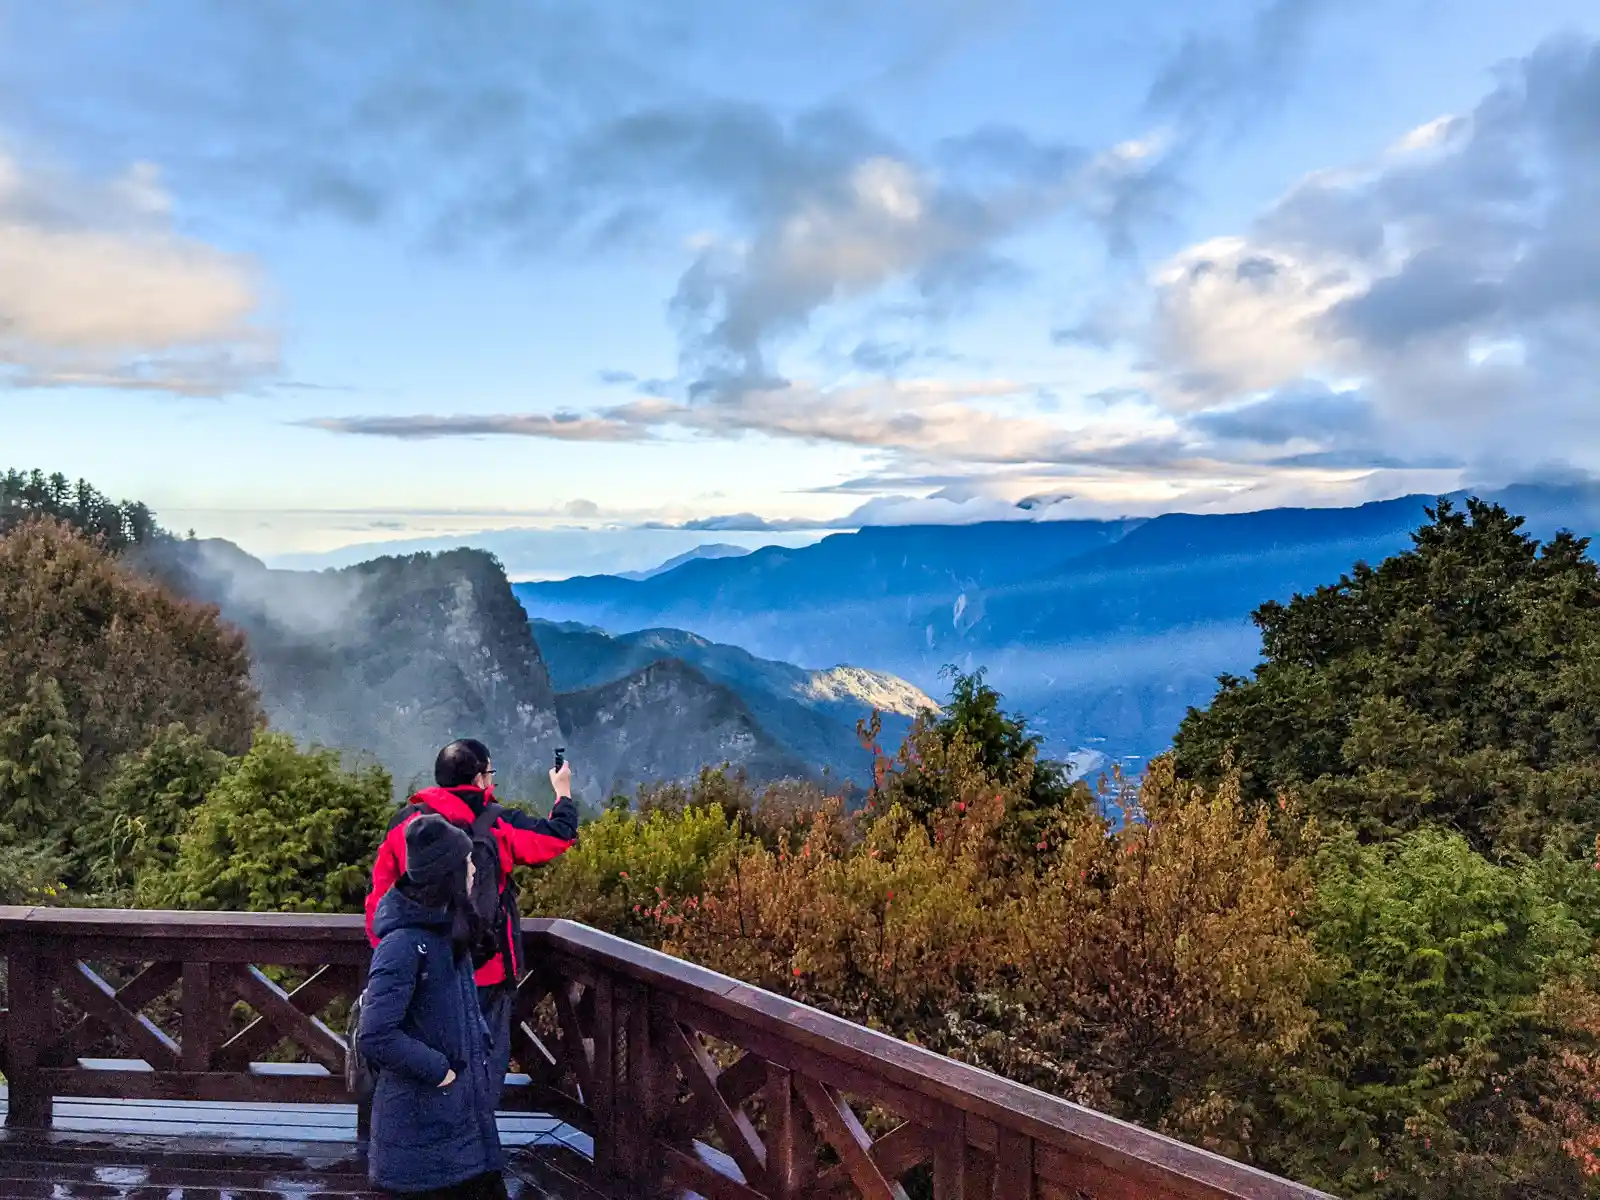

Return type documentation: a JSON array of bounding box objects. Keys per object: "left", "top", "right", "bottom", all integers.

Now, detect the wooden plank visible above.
[
  {"left": 215, "top": 965, "right": 353, "bottom": 1070},
  {"left": 658, "top": 1143, "right": 767, "bottom": 1200},
  {"left": 510, "top": 1082, "right": 597, "bottom": 1134},
  {"left": 529, "top": 922, "right": 1338, "bottom": 1200},
  {"left": 1035, "top": 1143, "right": 1195, "bottom": 1200},
  {"left": 0, "top": 906, "right": 368, "bottom": 938},
  {"left": 815, "top": 1121, "right": 934, "bottom": 1199},
  {"left": 228, "top": 966, "right": 346, "bottom": 1074},
  {"left": 56, "top": 961, "right": 181, "bottom": 1072},
  {"left": 795, "top": 1074, "right": 907, "bottom": 1200},
  {"left": 965, "top": 1145, "right": 995, "bottom": 1200},
  {"left": 181, "top": 963, "right": 219, "bottom": 1073},
  {"left": 659, "top": 1048, "right": 771, "bottom": 1144},
  {"left": 965, "top": 1113, "right": 1000, "bottom": 1154},
  {"left": 666, "top": 994, "right": 945, "bottom": 1130},
  {"left": 934, "top": 1113, "right": 967, "bottom": 1200},
  {"left": 655, "top": 1011, "right": 768, "bottom": 1188},
  {"left": 553, "top": 981, "right": 598, "bottom": 1104},
  {"left": 509, "top": 972, "right": 562, "bottom": 1090},
  {"left": 34, "top": 1067, "right": 351, "bottom": 1106},
  {"left": 42, "top": 936, "right": 371, "bottom": 968},
  {"left": 620, "top": 981, "right": 658, "bottom": 1199},
  {"left": 591, "top": 973, "right": 617, "bottom": 1181},
  {"left": 53, "top": 961, "right": 183, "bottom": 1065},
  {"left": 2, "top": 906, "right": 1337, "bottom": 1200}
]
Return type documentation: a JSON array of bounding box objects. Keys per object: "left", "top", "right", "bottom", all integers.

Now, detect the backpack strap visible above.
[{"left": 472, "top": 803, "right": 504, "bottom": 840}]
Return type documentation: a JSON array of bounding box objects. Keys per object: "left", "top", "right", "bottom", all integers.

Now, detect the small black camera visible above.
[{"left": 553, "top": 746, "right": 566, "bottom": 771}]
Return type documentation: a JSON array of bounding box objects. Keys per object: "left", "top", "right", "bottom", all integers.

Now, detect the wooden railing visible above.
[{"left": 0, "top": 908, "right": 1334, "bottom": 1200}]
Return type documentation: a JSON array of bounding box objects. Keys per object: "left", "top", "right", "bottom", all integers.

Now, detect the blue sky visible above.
[{"left": 3, "top": 0, "right": 1598, "bottom": 577}]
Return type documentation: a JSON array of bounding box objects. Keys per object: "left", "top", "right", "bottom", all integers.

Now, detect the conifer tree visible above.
[{"left": 0, "top": 673, "right": 82, "bottom": 842}]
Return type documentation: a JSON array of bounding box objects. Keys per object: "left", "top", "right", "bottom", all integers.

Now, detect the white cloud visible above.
[
  {"left": 1139, "top": 35, "right": 1600, "bottom": 475},
  {"left": 1148, "top": 235, "right": 1368, "bottom": 408},
  {"left": 308, "top": 375, "right": 1198, "bottom": 474},
  {"left": 0, "top": 152, "right": 273, "bottom": 394},
  {"left": 1388, "top": 115, "right": 1464, "bottom": 156}
]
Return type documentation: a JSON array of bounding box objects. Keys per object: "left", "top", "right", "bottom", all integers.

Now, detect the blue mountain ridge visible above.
[{"left": 515, "top": 484, "right": 1600, "bottom": 767}]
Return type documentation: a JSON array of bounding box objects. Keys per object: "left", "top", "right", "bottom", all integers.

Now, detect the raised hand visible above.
[{"left": 549, "top": 759, "right": 573, "bottom": 800}]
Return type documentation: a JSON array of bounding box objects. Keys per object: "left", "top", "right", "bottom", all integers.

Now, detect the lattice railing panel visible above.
[{"left": 0, "top": 909, "right": 1338, "bottom": 1200}]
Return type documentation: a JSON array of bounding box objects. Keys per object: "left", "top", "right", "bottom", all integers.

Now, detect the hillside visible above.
[
  {"left": 553, "top": 659, "right": 811, "bottom": 800},
  {"left": 516, "top": 484, "right": 1600, "bottom": 764},
  {"left": 133, "top": 538, "right": 566, "bottom": 798},
  {"left": 130, "top": 538, "right": 827, "bottom": 800},
  {"left": 530, "top": 619, "right": 935, "bottom": 782}
]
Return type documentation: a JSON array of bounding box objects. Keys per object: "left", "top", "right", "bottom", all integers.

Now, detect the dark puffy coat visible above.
[{"left": 358, "top": 884, "right": 505, "bottom": 1193}]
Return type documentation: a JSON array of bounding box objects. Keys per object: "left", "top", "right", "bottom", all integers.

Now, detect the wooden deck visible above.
[
  {"left": 0, "top": 1089, "right": 600, "bottom": 1197},
  {"left": 0, "top": 907, "right": 1339, "bottom": 1200}
]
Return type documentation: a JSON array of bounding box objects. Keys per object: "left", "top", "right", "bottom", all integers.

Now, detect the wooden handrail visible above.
[{"left": 0, "top": 908, "right": 1335, "bottom": 1200}]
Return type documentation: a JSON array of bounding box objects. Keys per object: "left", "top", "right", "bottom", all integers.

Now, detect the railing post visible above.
[
  {"left": 932, "top": 1109, "right": 967, "bottom": 1200},
  {"left": 994, "top": 1129, "right": 1033, "bottom": 1200},
  {"left": 4, "top": 938, "right": 51, "bottom": 1129},
  {"left": 611, "top": 980, "right": 659, "bottom": 1200},
  {"left": 181, "top": 962, "right": 218, "bottom": 1073},
  {"left": 766, "top": 1066, "right": 817, "bottom": 1200},
  {"left": 590, "top": 974, "right": 618, "bottom": 1181}
]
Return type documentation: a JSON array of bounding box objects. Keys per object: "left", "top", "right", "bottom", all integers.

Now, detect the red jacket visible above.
[{"left": 365, "top": 785, "right": 579, "bottom": 986}]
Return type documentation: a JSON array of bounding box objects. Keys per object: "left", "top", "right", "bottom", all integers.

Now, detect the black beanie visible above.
[{"left": 405, "top": 814, "right": 472, "bottom": 888}]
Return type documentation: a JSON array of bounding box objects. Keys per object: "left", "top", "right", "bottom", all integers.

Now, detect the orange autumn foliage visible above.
[{"left": 660, "top": 743, "right": 1320, "bottom": 1157}]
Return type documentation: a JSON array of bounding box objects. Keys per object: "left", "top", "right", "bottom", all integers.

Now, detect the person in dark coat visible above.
[{"left": 358, "top": 814, "right": 508, "bottom": 1199}]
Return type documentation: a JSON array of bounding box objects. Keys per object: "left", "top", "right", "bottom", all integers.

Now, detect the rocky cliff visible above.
[
  {"left": 530, "top": 618, "right": 934, "bottom": 783},
  {"left": 132, "top": 539, "right": 828, "bottom": 801},
  {"left": 133, "top": 538, "right": 566, "bottom": 798},
  {"left": 554, "top": 659, "right": 810, "bottom": 800}
]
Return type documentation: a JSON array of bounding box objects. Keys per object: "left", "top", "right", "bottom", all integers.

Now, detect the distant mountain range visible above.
[
  {"left": 130, "top": 537, "right": 930, "bottom": 801},
  {"left": 615, "top": 544, "right": 751, "bottom": 581},
  {"left": 514, "top": 484, "right": 1600, "bottom": 766}
]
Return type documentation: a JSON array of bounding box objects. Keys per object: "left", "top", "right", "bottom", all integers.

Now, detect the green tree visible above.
[
  {"left": 75, "top": 724, "right": 231, "bottom": 900},
  {"left": 864, "top": 667, "right": 1089, "bottom": 865},
  {"left": 0, "top": 468, "right": 161, "bottom": 551},
  {"left": 1268, "top": 828, "right": 1600, "bottom": 1198},
  {"left": 1174, "top": 498, "right": 1600, "bottom": 857},
  {"left": 520, "top": 802, "right": 748, "bottom": 945},
  {"left": 0, "top": 673, "right": 82, "bottom": 841},
  {"left": 140, "top": 732, "right": 392, "bottom": 913},
  {"left": 0, "top": 518, "right": 259, "bottom": 795},
  {"left": 0, "top": 840, "right": 68, "bottom": 905},
  {"left": 637, "top": 766, "right": 844, "bottom": 851}
]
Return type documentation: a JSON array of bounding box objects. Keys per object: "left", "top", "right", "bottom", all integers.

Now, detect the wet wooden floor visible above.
[{"left": 0, "top": 1091, "right": 605, "bottom": 1199}]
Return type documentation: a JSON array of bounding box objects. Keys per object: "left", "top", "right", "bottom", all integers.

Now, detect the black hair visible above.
[
  {"left": 398, "top": 859, "right": 477, "bottom": 962},
  {"left": 434, "top": 738, "right": 491, "bottom": 788}
]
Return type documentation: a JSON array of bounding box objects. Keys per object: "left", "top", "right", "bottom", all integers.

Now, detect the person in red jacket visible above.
[{"left": 366, "top": 738, "right": 579, "bottom": 1101}]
